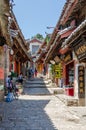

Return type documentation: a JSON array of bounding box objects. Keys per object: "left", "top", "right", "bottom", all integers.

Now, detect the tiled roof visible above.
[{"left": 29, "top": 38, "right": 43, "bottom": 44}]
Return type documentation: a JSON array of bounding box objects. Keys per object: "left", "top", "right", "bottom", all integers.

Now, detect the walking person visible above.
[
  {"left": 43, "top": 66, "right": 46, "bottom": 75},
  {"left": 5, "top": 75, "right": 14, "bottom": 102},
  {"left": 6, "top": 75, "right": 13, "bottom": 93},
  {"left": 28, "top": 68, "right": 32, "bottom": 79},
  {"left": 34, "top": 68, "right": 37, "bottom": 77},
  {"left": 18, "top": 73, "right": 23, "bottom": 84}
]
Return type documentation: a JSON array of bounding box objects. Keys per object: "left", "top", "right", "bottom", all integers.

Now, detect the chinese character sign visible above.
[
  {"left": 78, "top": 66, "right": 85, "bottom": 98},
  {"left": 54, "top": 63, "right": 62, "bottom": 78}
]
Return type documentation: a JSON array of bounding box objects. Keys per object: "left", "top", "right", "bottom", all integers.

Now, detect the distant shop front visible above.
[
  {"left": 61, "top": 50, "right": 75, "bottom": 96},
  {"left": 72, "top": 38, "right": 86, "bottom": 105}
]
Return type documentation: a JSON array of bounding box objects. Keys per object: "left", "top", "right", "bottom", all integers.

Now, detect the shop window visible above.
[
  {"left": 66, "top": 62, "right": 74, "bottom": 87},
  {"left": 68, "top": 67, "right": 74, "bottom": 86},
  {"left": 32, "top": 45, "right": 39, "bottom": 54}
]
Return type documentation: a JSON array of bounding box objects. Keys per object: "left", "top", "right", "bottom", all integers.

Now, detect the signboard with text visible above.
[
  {"left": 63, "top": 52, "right": 73, "bottom": 64},
  {"left": 54, "top": 63, "right": 62, "bottom": 78},
  {"left": 74, "top": 42, "right": 86, "bottom": 60},
  {"left": 78, "top": 66, "right": 85, "bottom": 98}
]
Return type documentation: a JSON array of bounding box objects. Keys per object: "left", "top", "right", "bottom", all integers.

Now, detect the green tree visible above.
[
  {"left": 31, "top": 33, "right": 44, "bottom": 40},
  {"left": 45, "top": 35, "right": 51, "bottom": 44}
]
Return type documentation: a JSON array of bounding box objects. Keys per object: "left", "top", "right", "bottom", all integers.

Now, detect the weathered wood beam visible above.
[{"left": 0, "top": 0, "right": 11, "bottom": 46}]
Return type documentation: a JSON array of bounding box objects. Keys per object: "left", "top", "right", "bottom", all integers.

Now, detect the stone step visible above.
[
  {"left": 24, "top": 87, "right": 52, "bottom": 95},
  {"left": 24, "top": 84, "right": 55, "bottom": 88},
  {"left": 52, "top": 88, "right": 64, "bottom": 94},
  {"left": 56, "top": 94, "right": 79, "bottom": 106},
  {"left": 26, "top": 81, "right": 51, "bottom": 85}
]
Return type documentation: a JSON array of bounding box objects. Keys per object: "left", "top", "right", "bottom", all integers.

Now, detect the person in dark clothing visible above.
[
  {"left": 18, "top": 73, "right": 23, "bottom": 84},
  {"left": 43, "top": 66, "right": 46, "bottom": 75},
  {"left": 35, "top": 68, "right": 37, "bottom": 77},
  {"left": 6, "top": 75, "right": 13, "bottom": 93},
  {"left": 28, "top": 69, "right": 31, "bottom": 79}
]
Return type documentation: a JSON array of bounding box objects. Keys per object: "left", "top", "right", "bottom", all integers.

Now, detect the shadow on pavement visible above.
[
  {"left": 0, "top": 77, "right": 58, "bottom": 130},
  {"left": 0, "top": 99, "right": 58, "bottom": 130}
]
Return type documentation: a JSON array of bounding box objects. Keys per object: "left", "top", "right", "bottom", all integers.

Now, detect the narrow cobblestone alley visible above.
[
  {"left": 0, "top": 0, "right": 86, "bottom": 130},
  {"left": 0, "top": 77, "right": 86, "bottom": 130}
]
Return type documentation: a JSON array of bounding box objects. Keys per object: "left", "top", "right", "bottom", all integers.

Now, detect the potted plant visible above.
[{"left": 16, "top": 83, "right": 23, "bottom": 94}]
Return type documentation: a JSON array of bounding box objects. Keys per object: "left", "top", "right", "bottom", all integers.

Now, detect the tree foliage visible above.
[
  {"left": 45, "top": 35, "right": 51, "bottom": 44},
  {"left": 31, "top": 33, "right": 44, "bottom": 40}
]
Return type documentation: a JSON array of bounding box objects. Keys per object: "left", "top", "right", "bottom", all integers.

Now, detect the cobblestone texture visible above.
[{"left": 0, "top": 77, "right": 86, "bottom": 130}]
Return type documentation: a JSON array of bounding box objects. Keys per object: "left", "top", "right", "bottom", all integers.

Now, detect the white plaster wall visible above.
[
  {"left": 74, "top": 64, "right": 79, "bottom": 99},
  {"left": 30, "top": 42, "right": 41, "bottom": 55}
]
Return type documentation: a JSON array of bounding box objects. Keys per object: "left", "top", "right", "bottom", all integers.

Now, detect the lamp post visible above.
[{"left": 46, "top": 26, "right": 55, "bottom": 29}]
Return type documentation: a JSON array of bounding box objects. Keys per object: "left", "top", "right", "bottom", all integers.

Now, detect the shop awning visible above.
[{"left": 45, "top": 26, "right": 76, "bottom": 63}]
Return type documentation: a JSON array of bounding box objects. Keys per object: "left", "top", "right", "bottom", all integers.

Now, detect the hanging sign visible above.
[
  {"left": 78, "top": 66, "right": 85, "bottom": 98},
  {"left": 63, "top": 52, "right": 72, "bottom": 63},
  {"left": 54, "top": 63, "right": 62, "bottom": 78},
  {"left": 74, "top": 42, "right": 86, "bottom": 60}
]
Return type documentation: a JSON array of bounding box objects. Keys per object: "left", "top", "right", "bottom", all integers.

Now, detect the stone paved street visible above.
[{"left": 0, "top": 77, "right": 86, "bottom": 130}]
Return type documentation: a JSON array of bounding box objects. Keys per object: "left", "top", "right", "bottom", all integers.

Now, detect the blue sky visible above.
[{"left": 13, "top": 0, "right": 66, "bottom": 39}]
